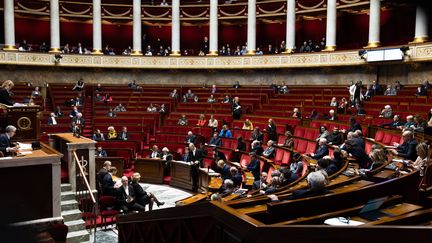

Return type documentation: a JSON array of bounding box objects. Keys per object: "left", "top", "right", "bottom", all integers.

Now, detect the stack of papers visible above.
[{"left": 324, "top": 217, "right": 364, "bottom": 226}]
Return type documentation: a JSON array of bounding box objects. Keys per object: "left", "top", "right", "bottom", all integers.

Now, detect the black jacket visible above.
[{"left": 0, "top": 89, "right": 14, "bottom": 106}]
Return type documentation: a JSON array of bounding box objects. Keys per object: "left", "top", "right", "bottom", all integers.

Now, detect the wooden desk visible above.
[
  {"left": 199, "top": 168, "right": 223, "bottom": 192},
  {"left": 0, "top": 104, "right": 41, "bottom": 140},
  {"left": 134, "top": 158, "right": 164, "bottom": 184},
  {"left": 171, "top": 160, "right": 194, "bottom": 191},
  {"left": 0, "top": 143, "right": 62, "bottom": 224},
  {"left": 49, "top": 133, "right": 96, "bottom": 192}
]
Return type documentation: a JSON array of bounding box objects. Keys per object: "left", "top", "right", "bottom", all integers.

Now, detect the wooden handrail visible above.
[{"left": 73, "top": 151, "right": 96, "bottom": 204}]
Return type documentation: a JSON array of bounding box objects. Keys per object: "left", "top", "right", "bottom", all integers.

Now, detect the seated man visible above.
[
  {"left": 0, "top": 125, "right": 18, "bottom": 156},
  {"left": 390, "top": 130, "right": 418, "bottom": 161},
  {"left": 31, "top": 86, "right": 41, "bottom": 97},
  {"left": 308, "top": 138, "right": 329, "bottom": 160},
  {"left": 208, "top": 132, "right": 222, "bottom": 147},
  {"left": 379, "top": 105, "right": 393, "bottom": 118},
  {"left": 250, "top": 140, "right": 264, "bottom": 156},
  {"left": 116, "top": 176, "right": 146, "bottom": 213},
  {"left": 147, "top": 103, "right": 157, "bottom": 113},
  {"left": 326, "top": 127, "right": 344, "bottom": 145},
  {"left": 95, "top": 93, "right": 104, "bottom": 102},
  {"left": 72, "top": 78, "right": 84, "bottom": 91},
  {"left": 213, "top": 147, "right": 227, "bottom": 163},
  {"left": 317, "top": 157, "right": 338, "bottom": 176},
  {"left": 220, "top": 179, "right": 235, "bottom": 198},
  {"left": 95, "top": 146, "right": 108, "bottom": 157},
  {"left": 382, "top": 115, "right": 404, "bottom": 129},
  {"left": 279, "top": 167, "right": 294, "bottom": 186},
  {"left": 262, "top": 140, "right": 275, "bottom": 159},
  {"left": 216, "top": 160, "right": 231, "bottom": 181},
  {"left": 251, "top": 127, "right": 264, "bottom": 142},
  {"left": 187, "top": 143, "right": 204, "bottom": 166},
  {"left": 207, "top": 95, "right": 217, "bottom": 103},
  {"left": 149, "top": 145, "right": 161, "bottom": 159},
  {"left": 328, "top": 109, "right": 337, "bottom": 121},
  {"left": 184, "top": 131, "right": 196, "bottom": 144},
  {"left": 230, "top": 167, "right": 243, "bottom": 188},
  {"left": 263, "top": 176, "right": 280, "bottom": 195},
  {"left": 343, "top": 140, "right": 371, "bottom": 169},
  {"left": 252, "top": 172, "right": 268, "bottom": 191},
  {"left": 185, "top": 89, "right": 195, "bottom": 99},
  {"left": 178, "top": 114, "right": 188, "bottom": 126},
  {"left": 288, "top": 171, "right": 330, "bottom": 200},
  {"left": 118, "top": 126, "right": 128, "bottom": 141},
  {"left": 92, "top": 129, "right": 105, "bottom": 141},
  {"left": 130, "top": 173, "right": 164, "bottom": 211},
  {"left": 161, "top": 147, "right": 173, "bottom": 161},
  {"left": 246, "top": 152, "right": 261, "bottom": 181},
  {"left": 48, "top": 113, "right": 57, "bottom": 125},
  {"left": 106, "top": 108, "right": 117, "bottom": 117}
]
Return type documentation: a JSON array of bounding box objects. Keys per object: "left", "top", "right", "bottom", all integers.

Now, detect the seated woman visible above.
[
  {"left": 208, "top": 115, "right": 218, "bottom": 131},
  {"left": 196, "top": 114, "right": 206, "bottom": 126},
  {"left": 114, "top": 103, "right": 126, "bottom": 112},
  {"left": 107, "top": 126, "right": 117, "bottom": 140},
  {"left": 92, "top": 129, "right": 105, "bottom": 141},
  {"left": 384, "top": 84, "right": 397, "bottom": 96},
  {"left": 407, "top": 143, "right": 430, "bottom": 172},
  {"left": 103, "top": 93, "right": 113, "bottom": 104},
  {"left": 130, "top": 173, "right": 164, "bottom": 211},
  {"left": 358, "top": 149, "right": 387, "bottom": 175},
  {"left": 337, "top": 97, "right": 348, "bottom": 114},
  {"left": 281, "top": 131, "right": 294, "bottom": 149},
  {"left": 242, "top": 119, "right": 254, "bottom": 131},
  {"left": 72, "top": 78, "right": 84, "bottom": 92},
  {"left": 178, "top": 114, "right": 188, "bottom": 126},
  {"left": 316, "top": 126, "right": 330, "bottom": 142}
]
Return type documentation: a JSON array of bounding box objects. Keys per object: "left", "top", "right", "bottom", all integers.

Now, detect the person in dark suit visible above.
[
  {"left": 230, "top": 167, "right": 243, "bottom": 187},
  {"left": 47, "top": 113, "right": 57, "bottom": 125},
  {"left": 266, "top": 119, "right": 277, "bottom": 142},
  {"left": 251, "top": 127, "right": 264, "bottom": 142},
  {"left": 233, "top": 81, "right": 241, "bottom": 89},
  {"left": 102, "top": 167, "right": 117, "bottom": 196},
  {"left": 130, "top": 173, "right": 164, "bottom": 211},
  {"left": 184, "top": 131, "right": 196, "bottom": 144},
  {"left": 252, "top": 172, "right": 268, "bottom": 191},
  {"left": 246, "top": 152, "right": 261, "bottom": 181},
  {"left": 262, "top": 140, "right": 276, "bottom": 159},
  {"left": 72, "top": 113, "right": 85, "bottom": 127},
  {"left": 118, "top": 126, "right": 128, "bottom": 141},
  {"left": 0, "top": 125, "right": 18, "bottom": 156},
  {"left": 72, "top": 78, "right": 84, "bottom": 91},
  {"left": 232, "top": 97, "right": 242, "bottom": 120},
  {"left": 95, "top": 146, "right": 108, "bottom": 157},
  {"left": 288, "top": 171, "right": 330, "bottom": 200},
  {"left": 326, "top": 127, "right": 344, "bottom": 145},
  {"left": 309, "top": 138, "right": 329, "bottom": 160},
  {"left": 264, "top": 177, "right": 280, "bottom": 195},
  {"left": 216, "top": 160, "right": 231, "bottom": 181},
  {"left": 188, "top": 143, "right": 204, "bottom": 165},
  {"left": 235, "top": 136, "right": 246, "bottom": 151},
  {"left": 381, "top": 115, "right": 404, "bottom": 129},
  {"left": 346, "top": 117, "right": 362, "bottom": 133},
  {"left": 371, "top": 80, "right": 383, "bottom": 95},
  {"left": 161, "top": 147, "right": 173, "bottom": 173},
  {"left": 250, "top": 140, "right": 264, "bottom": 156},
  {"left": 97, "top": 161, "right": 111, "bottom": 188},
  {"left": 343, "top": 140, "right": 371, "bottom": 169},
  {"left": 390, "top": 130, "right": 418, "bottom": 162},
  {"left": 149, "top": 145, "right": 161, "bottom": 159},
  {"left": 208, "top": 132, "right": 222, "bottom": 147},
  {"left": 181, "top": 147, "right": 190, "bottom": 162},
  {"left": 213, "top": 147, "right": 226, "bottom": 162},
  {"left": 116, "top": 176, "right": 146, "bottom": 213},
  {"left": 0, "top": 80, "right": 15, "bottom": 106}
]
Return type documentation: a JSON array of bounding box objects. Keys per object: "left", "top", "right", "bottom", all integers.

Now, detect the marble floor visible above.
[{"left": 91, "top": 183, "right": 192, "bottom": 242}]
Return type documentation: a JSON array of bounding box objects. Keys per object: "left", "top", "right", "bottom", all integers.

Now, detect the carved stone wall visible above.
[{"left": 0, "top": 62, "right": 431, "bottom": 86}]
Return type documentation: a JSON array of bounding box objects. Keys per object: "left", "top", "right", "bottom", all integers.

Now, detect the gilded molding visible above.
[{"left": 0, "top": 43, "right": 431, "bottom": 69}]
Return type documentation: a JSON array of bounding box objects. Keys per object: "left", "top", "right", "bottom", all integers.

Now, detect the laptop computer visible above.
[{"left": 358, "top": 196, "right": 393, "bottom": 221}]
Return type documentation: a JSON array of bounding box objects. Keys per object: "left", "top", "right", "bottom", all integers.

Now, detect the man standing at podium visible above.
[
  {"left": 0, "top": 80, "right": 14, "bottom": 106},
  {"left": 0, "top": 125, "right": 18, "bottom": 156}
]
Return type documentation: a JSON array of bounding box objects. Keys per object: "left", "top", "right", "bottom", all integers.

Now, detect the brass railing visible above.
[{"left": 73, "top": 151, "right": 97, "bottom": 242}]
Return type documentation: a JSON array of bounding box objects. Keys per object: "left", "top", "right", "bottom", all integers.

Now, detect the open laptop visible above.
[{"left": 358, "top": 196, "right": 393, "bottom": 221}]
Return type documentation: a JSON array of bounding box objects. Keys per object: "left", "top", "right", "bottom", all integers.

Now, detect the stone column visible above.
[
  {"left": 3, "top": 0, "right": 16, "bottom": 50},
  {"left": 323, "top": 0, "right": 337, "bottom": 51},
  {"left": 88, "top": 146, "right": 96, "bottom": 191},
  {"left": 412, "top": 4, "right": 429, "bottom": 43},
  {"left": 246, "top": 0, "right": 256, "bottom": 55},
  {"left": 208, "top": 0, "right": 218, "bottom": 56},
  {"left": 284, "top": 0, "right": 296, "bottom": 53},
  {"left": 366, "top": 0, "right": 381, "bottom": 48},
  {"left": 92, "top": 0, "right": 103, "bottom": 54},
  {"left": 50, "top": 0, "right": 61, "bottom": 53},
  {"left": 132, "top": 0, "right": 142, "bottom": 55},
  {"left": 171, "top": 0, "right": 181, "bottom": 56}
]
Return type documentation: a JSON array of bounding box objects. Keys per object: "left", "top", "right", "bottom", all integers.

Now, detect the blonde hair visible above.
[
  {"left": 1, "top": 80, "right": 14, "bottom": 90},
  {"left": 416, "top": 142, "right": 429, "bottom": 159}
]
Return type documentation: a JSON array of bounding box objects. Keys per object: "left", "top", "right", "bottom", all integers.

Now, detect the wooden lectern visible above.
[
  {"left": 49, "top": 133, "right": 96, "bottom": 192},
  {"left": 0, "top": 104, "right": 41, "bottom": 140}
]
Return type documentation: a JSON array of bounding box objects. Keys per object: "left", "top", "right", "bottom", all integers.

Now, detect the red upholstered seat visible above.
[
  {"left": 240, "top": 154, "right": 250, "bottom": 167},
  {"left": 382, "top": 133, "right": 393, "bottom": 145},
  {"left": 391, "top": 135, "right": 401, "bottom": 145},
  {"left": 296, "top": 140, "right": 308, "bottom": 154},
  {"left": 294, "top": 127, "right": 305, "bottom": 137},
  {"left": 305, "top": 141, "right": 317, "bottom": 154},
  {"left": 274, "top": 148, "right": 284, "bottom": 164},
  {"left": 99, "top": 196, "right": 119, "bottom": 229},
  {"left": 374, "top": 130, "right": 384, "bottom": 142},
  {"left": 281, "top": 150, "right": 291, "bottom": 165}
]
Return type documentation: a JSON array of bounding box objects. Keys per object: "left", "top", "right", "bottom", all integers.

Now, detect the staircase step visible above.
[
  {"left": 66, "top": 229, "right": 90, "bottom": 243},
  {"left": 61, "top": 199, "right": 79, "bottom": 211},
  {"left": 64, "top": 219, "right": 86, "bottom": 231},
  {"left": 61, "top": 183, "right": 72, "bottom": 192},
  {"left": 61, "top": 191, "right": 75, "bottom": 201},
  {"left": 62, "top": 209, "right": 82, "bottom": 221}
]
